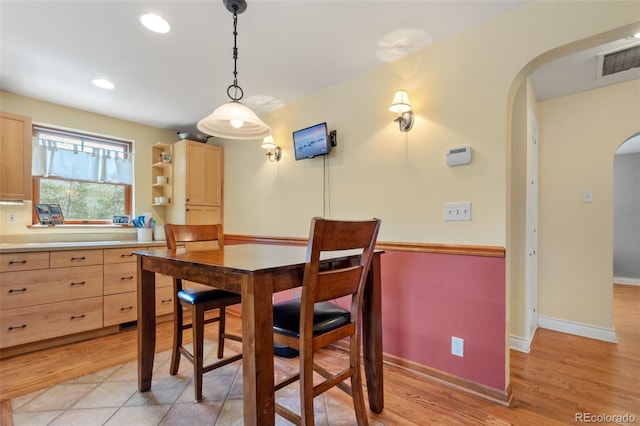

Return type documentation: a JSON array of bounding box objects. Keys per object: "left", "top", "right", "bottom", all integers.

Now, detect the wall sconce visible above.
[
  {"left": 389, "top": 90, "right": 414, "bottom": 132},
  {"left": 261, "top": 136, "right": 282, "bottom": 162}
]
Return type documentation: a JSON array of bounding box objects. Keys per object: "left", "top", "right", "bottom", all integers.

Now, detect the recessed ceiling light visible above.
[
  {"left": 92, "top": 79, "right": 116, "bottom": 90},
  {"left": 634, "top": 32, "right": 640, "bottom": 39},
  {"left": 140, "top": 14, "right": 170, "bottom": 34}
]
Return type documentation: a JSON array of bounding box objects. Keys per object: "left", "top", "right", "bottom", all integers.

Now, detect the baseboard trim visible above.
[
  {"left": 509, "top": 334, "right": 532, "bottom": 353},
  {"left": 538, "top": 316, "right": 617, "bottom": 343},
  {"left": 382, "top": 352, "right": 513, "bottom": 407},
  {"left": 614, "top": 276, "right": 640, "bottom": 286}
]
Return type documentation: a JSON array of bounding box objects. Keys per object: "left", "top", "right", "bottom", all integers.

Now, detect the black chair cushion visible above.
[
  {"left": 273, "top": 300, "right": 351, "bottom": 338},
  {"left": 177, "top": 287, "right": 240, "bottom": 305}
]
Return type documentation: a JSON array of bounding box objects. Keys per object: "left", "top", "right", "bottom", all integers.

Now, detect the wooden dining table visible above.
[{"left": 134, "top": 243, "right": 384, "bottom": 425}]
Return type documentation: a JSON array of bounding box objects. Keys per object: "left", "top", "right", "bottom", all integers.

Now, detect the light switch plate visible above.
[{"left": 444, "top": 202, "right": 472, "bottom": 221}]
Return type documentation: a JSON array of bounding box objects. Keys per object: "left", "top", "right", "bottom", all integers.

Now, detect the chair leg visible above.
[
  {"left": 299, "top": 346, "right": 316, "bottom": 426},
  {"left": 192, "top": 303, "right": 205, "bottom": 401},
  {"left": 170, "top": 299, "right": 184, "bottom": 375},
  {"left": 350, "top": 336, "right": 369, "bottom": 426},
  {"left": 217, "top": 306, "right": 226, "bottom": 359}
]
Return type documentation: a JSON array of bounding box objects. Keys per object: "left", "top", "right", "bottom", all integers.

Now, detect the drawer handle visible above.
[
  {"left": 8, "top": 260, "right": 27, "bottom": 265},
  {"left": 121, "top": 276, "right": 134, "bottom": 281},
  {"left": 161, "top": 298, "right": 173, "bottom": 304},
  {"left": 8, "top": 324, "right": 27, "bottom": 331},
  {"left": 120, "top": 306, "right": 134, "bottom": 311},
  {"left": 70, "top": 314, "right": 86, "bottom": 320},
  {"left": 70, "top": 256, "right": 86, "bottom": 261},
  {"left": 8, "top": 288, "right": 27, "bottom": 293},
  {"left": 120, "top": 253, "right": 134, "bottom": 258},
  {"left": 70, "top": 281, "right": 86, "bottom": 286}
]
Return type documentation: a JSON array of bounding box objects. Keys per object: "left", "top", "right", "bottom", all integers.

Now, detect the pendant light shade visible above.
[
  {"left": 197, "top": 0, "right": 272, "bottom": 140},
  {"left": 198, "top": 101, "right": 272, "bottom": 140}
]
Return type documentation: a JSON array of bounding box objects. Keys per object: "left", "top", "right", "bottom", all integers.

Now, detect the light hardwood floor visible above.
[{"left": 1, "top": 284, "right": 638, "bottom": 425}]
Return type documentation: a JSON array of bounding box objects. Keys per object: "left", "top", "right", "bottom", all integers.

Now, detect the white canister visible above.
[
  {"left": 153, "top": 225, "right": 166, "bottom": 241},
  {"left": 156, "top": 176, "right": 168, "bottom": 184},
  {"left": 137, "top": 228, "right": 153, "bottom": 241}
]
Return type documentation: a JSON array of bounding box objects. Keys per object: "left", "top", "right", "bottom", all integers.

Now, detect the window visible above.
[{"left": 32, "top": 126, "right": 133, "bottom": 224}]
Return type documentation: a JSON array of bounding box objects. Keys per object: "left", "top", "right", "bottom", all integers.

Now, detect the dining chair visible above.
[
  {"left": 164, "top": 223, "right": 242, "bottom": 401},
  {"left": 272, "top": 217, "right": 381, "bottom": 426}
]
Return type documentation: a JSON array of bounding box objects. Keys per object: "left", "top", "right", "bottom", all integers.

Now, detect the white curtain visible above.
[{"left": 32, "top": 138, "right": 133, "bottom": 184}]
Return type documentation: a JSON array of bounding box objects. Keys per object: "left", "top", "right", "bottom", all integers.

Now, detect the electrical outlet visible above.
[
  {"left": 451, "top": 336, "right": 464, "bottom": 357},
  {"left": 7, "top": 212, "right": 17, "bottom": 224}
]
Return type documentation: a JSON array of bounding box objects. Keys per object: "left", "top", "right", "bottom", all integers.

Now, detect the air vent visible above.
[{"left": 598, "top": 43, "right": 640, "bottom": 77}]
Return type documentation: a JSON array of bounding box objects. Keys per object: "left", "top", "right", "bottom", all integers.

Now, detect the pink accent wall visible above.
[{"left": 380, "top": 250, "right": 506, "bottom": 391}]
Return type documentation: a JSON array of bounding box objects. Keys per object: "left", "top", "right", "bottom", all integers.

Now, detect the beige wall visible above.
[
  {"left": 508, "top": 80, "right": 528, "bottom": 339},
  {"left": 219, "top": 0, "right": 639, "bottom": 340},
  {"left": 538, "top": 79, "right": 640, "bottom": 329},
  {"left": 0, "top": 91, "right": 177, "bottom": 238},
  {"left": 221, "top": 1, "right": 638, "bottom": 248}
]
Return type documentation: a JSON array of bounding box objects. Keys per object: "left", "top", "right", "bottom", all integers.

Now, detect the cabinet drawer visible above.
[
  {"left": 0, "top": 252, "right": 49, "bottom": 272},
  {"left": 156, "top": 273, "right": 173, "bottom": 288},
  {"left": 1, "top": 297, "right": 103, "bottom": 348},
  {"left": 103, "top": 292, "right": 137, "bottom": 326},
  {"left": 156, "top": 285, "right": 175, "bottom": 316},
  {"left": 103, "top": 247, "right": 137, "bottom": 264},
  {"left": 0, "top": 265, "right": 103, "bottom": 310},
  {"left": 104, "top": 262, "right": 137, "bottom": 295},
  {"left": 50, "top": 249, "right": 103, "bottom": 268}
]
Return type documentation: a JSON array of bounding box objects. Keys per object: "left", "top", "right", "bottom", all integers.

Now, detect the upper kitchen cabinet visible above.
[
  {"left": 0, "top": 112, "right": 32, "bottom": 201},
  {"left": 184, "top": 140, "right": 222, "bottom": 206},
  {"left": 166, "top": 140, "right": 223, "bottom": 225}
]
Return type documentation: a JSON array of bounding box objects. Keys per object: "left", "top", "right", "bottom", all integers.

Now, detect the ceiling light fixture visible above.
[
  {"left": 140, "top": 14, "right": 171, "bottom": 34},
  {"left": 261, "top": 136, "right": 282, "bottom": 162},
  {"left": 197, "top": 0, "right": 272, "bottom": 140},
  {"left": 389, "top": 90, "right": 414, "bottom": 132},
  {"left": 92, "top": 78, "right": 115, "bottom": 90}
]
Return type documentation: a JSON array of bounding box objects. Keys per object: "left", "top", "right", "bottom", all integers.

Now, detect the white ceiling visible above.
[{"left": 1, "top": 0, "right": 638, "bottom": 151}]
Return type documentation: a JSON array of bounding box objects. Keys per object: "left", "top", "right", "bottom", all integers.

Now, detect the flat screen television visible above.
[{"left": 293, "top": 122, "right": 330, "bottom": 160}]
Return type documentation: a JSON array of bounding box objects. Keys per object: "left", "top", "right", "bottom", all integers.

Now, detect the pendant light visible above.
[{"left": 197, "top": 0, "right": 272, "bottom": 140}]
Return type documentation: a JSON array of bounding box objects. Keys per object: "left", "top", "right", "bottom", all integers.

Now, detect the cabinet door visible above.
[
  {"left": 185, "top": 205, "right": 220, "bottom": 225},
  {"left": 185, "top": 142, "right": 222, "bottom": 206},
  {"left": 0, "top": 112, "right": 32, "bottom": 201}
]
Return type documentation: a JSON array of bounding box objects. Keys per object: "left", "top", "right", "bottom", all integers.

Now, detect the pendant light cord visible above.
[{"left": 227, "top": 9, "right": 244, "bottom": 102}]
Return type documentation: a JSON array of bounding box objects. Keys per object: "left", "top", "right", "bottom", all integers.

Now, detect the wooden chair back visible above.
[
  {"left": 164, "top": 223, "right": 224, "bottom": 251},
  {"left": 302, "top": 217, "right": 381, "bottom": 317}
]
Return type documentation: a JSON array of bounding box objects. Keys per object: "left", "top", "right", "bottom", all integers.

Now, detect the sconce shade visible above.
[
  {"left": 389, "top": 90, "right": 412, "bottom": 113},
  {"left": 261, "top": 135, "right": 282, "bottom": 162},
  {"left": 261, "top": 135, "right": 276, "bottom": 149},
  {"left": 198, "top": 101, "right": 272, "bottom": 140}
]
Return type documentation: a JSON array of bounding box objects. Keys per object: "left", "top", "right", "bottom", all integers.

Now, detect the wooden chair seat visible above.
[
  {"left": 273, "top": 300, "right": 350, "bottom": 338},
  {"left": 177, "top": 287, "right": 240, "bottom": 306}
]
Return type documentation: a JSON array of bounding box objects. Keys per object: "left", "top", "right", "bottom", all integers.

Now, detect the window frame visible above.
[{"left": 31, "top": 126, "right": 133, "bottom": 225}]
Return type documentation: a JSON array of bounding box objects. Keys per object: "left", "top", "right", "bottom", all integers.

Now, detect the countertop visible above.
[{"left": 0, "top": 240, "right": 167, "bottom": 254}]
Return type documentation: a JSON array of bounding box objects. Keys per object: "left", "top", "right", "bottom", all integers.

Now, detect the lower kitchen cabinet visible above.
[
  {"left": 1, "top": 297, "right": 103, "bottom": 348},
  {"left": 0, "top": 244, "right": 175, "bottom": 353}
]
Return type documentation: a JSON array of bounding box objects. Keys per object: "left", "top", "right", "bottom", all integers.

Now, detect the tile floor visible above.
[{"left": 10, "top": 341, "right": 370, "bottom": 425}]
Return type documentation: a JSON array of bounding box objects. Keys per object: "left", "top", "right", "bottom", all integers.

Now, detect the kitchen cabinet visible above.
[
  {"left": 0, "top": 242, "right": 174, "bottom": 354},
  {"left": 0, "top": 112, "right": 32, "bottom": 201},
  {"left": 0, "top": 250, "right": 103, "bottom": 348},
  {"left": 166, "top": 140, "right": 223, "bottom": 225},
  {"left": 103, "top": 247, "right": 174, "bottom": 326},
  {"left": 151, "top": 142, "right": 173, "bottom": 206}
]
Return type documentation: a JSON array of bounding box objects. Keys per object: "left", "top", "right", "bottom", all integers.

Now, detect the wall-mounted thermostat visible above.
[{"left": 445, "top": 146, "right": 472, "bottom": 166}]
